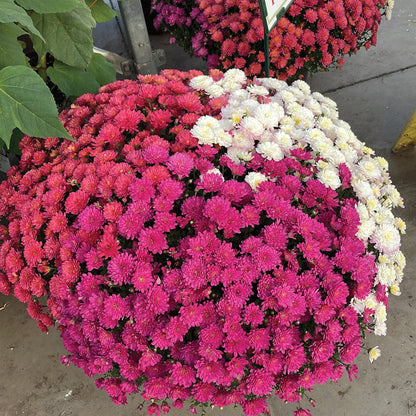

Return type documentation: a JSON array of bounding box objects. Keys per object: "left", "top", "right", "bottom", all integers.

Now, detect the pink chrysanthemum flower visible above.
[
  {"left": 108, "top": 252, "right": 135, "bottom": 285},
  {"left": 114, "top": 109, "right": 143, "bottom": 133},
  {"left": 139, "top": 228, "right": 168, "bottom": 254},
  {"left": 65, "top": 190, "right": 89, "bottom": 215},
  {"left": 78, "top": 205, "right": 105, "bottom": 232},
  {"left": 143, "top": 145, "right": 170, "bottom": 165},
  {"left": 247, "top": 369, "right": 275, "bottom": 396},
  {"left": 23, "top": 239, "right": 44, "bottom": 267},
  {"left": 167, "top": 153, "right": 194, "bottom": 177},
  {"left": 170, "top": 362, "right": 196, "bottom": 388}
]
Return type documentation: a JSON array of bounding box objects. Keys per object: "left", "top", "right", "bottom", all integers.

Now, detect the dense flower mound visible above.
[
  {"left": 152, "top": 0, "right": 394, "bottom": 80},
  {"left": 0, "top": 69, "right": 405, "bottom": 416}
]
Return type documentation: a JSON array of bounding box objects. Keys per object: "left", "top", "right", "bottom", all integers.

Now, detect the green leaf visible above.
[
  {"left": 30, "top": 8, "right": 95, "bottom": 68},
  {"left": 87, "top": 52, "right": 116, "bottom": 86},
  {"left": 9, "top": 128, "right": 24, "bottom": 155},
  {"left": 0, "top": 23, "right": 28, "bottom": 68},
  {"left": 0, "top": 65, "right": 73, "bottom": 147},
  {"left": 0, "top": 0, "right": 44, "bottom": 39},
  {"left": 85, "top": 0, "right": 118, "bottom": 23},
  {"left": 15, "top": 0, "right": 87, "bottom": 13},
  {"left": 47, "top": 60, "right": 100, "bottom": 97}
]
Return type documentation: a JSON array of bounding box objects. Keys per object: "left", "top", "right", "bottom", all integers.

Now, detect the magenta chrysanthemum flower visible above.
[
  {"left": 170, "top": 362, "right": 196, "bottom": 388},
  {"left": 167, "top": 152, "right": 194, "bottom": 177},
  {"left": 108, "top": 252, "right": 135, "bottom": 285},
  {"left": 78, "top": 205, "right": 105, "bottom": 232},
  {"left": 23, "top": 239, "right": 44, "bottom": 267},
  {"left": 139, "top": 228, "right": 168, "bottom": 254},
  {"left": 114, "top": 109, "right": 143, "bottom": 133},
  {"left": 103, "top": 294, "right": 129, "bottom": 321}
]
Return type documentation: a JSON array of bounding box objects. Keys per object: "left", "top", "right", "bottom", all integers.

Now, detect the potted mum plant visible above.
[
  {"left": 0, "top": 69, "right": 405, "bottom": 416},
  {"left": 151, "top": 0, "right": 395, "bottom": 80}
]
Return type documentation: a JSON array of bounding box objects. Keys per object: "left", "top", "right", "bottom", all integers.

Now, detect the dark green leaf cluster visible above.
[{"left": 0, "top": 0, "right": 121, "bottom": 149}]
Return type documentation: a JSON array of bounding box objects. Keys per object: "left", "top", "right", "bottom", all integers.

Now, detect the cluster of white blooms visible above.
[
  {"left": 190, "top": 69, "right": 406, "bottom": 338},
  {"left": 385, "top": 0, "right": 394, "bottom": 20}
]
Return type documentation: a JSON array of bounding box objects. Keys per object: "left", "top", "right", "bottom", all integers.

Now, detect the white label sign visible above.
[{"left": 264, "top": 0, "right": 294, "bottom": 31}]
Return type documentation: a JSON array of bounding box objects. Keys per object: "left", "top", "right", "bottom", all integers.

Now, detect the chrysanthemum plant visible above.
[
  {"left": 0, "top": 68, "right": 405, "bottom": 416},
  {"left": 152, "top": 0, "right": 394, "bottom": 80}
]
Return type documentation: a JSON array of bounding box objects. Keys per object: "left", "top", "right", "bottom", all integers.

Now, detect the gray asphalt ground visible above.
[{"left": 0, "top": 1, "right": 415, "bottom": 415}]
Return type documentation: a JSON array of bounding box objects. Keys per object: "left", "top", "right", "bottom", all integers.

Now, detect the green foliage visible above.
[
  {"left": 0, "top": 0, "right": 122, "bottom": 150},
  {"left": 85, "top": 0, "right": 118, "bottom": 23},
  {"left": 0, "top": 66, "right": 73, "bottom": 147}
]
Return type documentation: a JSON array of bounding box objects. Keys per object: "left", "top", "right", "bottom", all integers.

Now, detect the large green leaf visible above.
[
  {"left": 0, "top": 0, "right": 44, "bottom": 39},
  {"left": 15, "top": 0, "right": 87, "bottom": 13},
  {"left": 47, "top": 60, "right": 100, "bottom": 97},
  {"left": 0, "top": 23, "right": 28, "bottom": 68},
  {"left": 0, "top": 65, "right": 73, "bottom": 147},
  {"left": 87, "top": 52, "right": 116, "bottom": 86},
  {"left": 30, "top": 8, "right": 95, "bottom": 68},
  {"left": 86, "top": 0, "right": 118, "bottom": 23}
]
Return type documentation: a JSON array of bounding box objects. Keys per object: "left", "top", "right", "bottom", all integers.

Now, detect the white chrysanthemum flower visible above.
[
  {"left": 374, "top": 321, "right": 387, "bottom": 336},
  {"left": 364, "top": 293, "right": 378, "bottom": 310},
  {"left": 307, "top": 128, "right": 327, "bottom": 145},
  {"left": 214, "top": 129, "right": 233, "bottom": 147},
  {"left": 317, "top": 116, "right": 335, "bottom": 133},
  {"left": 366, "top": 195, "right": 381, "bottom": 213},
  {"left": 375, "top": 156, "right": 389, "bottom": 171},
  {"left": 385, "top": 0, "right": 394, "bottom": 20},
  {"left": 232, "top": 132, "right": 254, "bottom": 150},
  {"left": 373, "top": 223, "right": 401, "bottom": 254},
  {"left": 335, "top": 127, "right": 351, "bottom": 142},
  {"left": 217, "top": 118, "right": 233, "bottom": 131},
  {"left": 189, "top": 75, "right": 214, "bottom": 90},
  {"left": 241, "top": 116, "right": 264, "bottom": 136},
  {"left": 279, "top": 115, "right": 295, "bottom": 128},
  {"left": 356, "top": 217, "right": 376, "bottom": 241},
  {"left": 224, "top": 68, "right": 246, "bottom": 84},
  {"left": 291, "top": 79, "right": 311, "bottom": 95},
  {"left": 383, "top": 184, "right": 404, "bottom": 208},
  {"left": 320, "top": 96, "right": 338, "bottom": 109},
  {"left": 190, "top": 124, "right": 216, "bottom": 145},
  {"left": 375, "top": 304, "right": 387, "bottom": 324},
  {"left": 205, "top": 83, "right": 225, "bottom": 98},
  {"left": 240, "top": 99, "right": 259, "bottom": 116},
  {"left": 254, "top": 103, "right": 284, "bottom": 128},
  {"left": 280, "top": 90, "right": 296, "bottom": 104},
  {"left": 256, "top": 141, "right": 284, "bottom": 161},
  {"left": 394, "top": 250, "right": 406, "bottom": 269},
  {"left": 290, "top": 106, "right": 314, "bottom": 129},
  {"left": 227, "top": 147, "right": 252, "bottom": 163},
  {"left": 245, "top": 171, "right": 268, "bottom": 190},
  {"left": 376, "top": 263, "right": 396, "bottom": 286},
  {"left": 368, "top": 346, "right": 381, "bottom": 363},
  {"left": 274, "top": 131, "right": 293, "bottom": 150},
  {"left": 317, "top": 166, "right": 341, "bottom": 190},
  {"left": 230, "top": 88, "right": 250, "bottom": 102},
  {"left": 313, "top": 136, "right": 335, "bottom": 155},
  {"left": 206, "top": 168, "right": 223, "bottom": 178},
  {"left": 247, "top": 84, "right": 269, "bottom": 96},
  {"left": 287, "top": 85, "right": 306, "bottom": 101},
  {"left": 356, "top": 202, "right": 369, "bottom": 220},
  {"left": 222, "top": 79, "right": 243, "bottom": 93},
  {"left": 196, "top": 115, "right": 221, "bottom": 129},
  {"left": 304, "top": 98, "right": 322, "bottom": 115},
  {"left": 259, "top": 77, "right": 286, "bottom": 91},
  {"left": 390, "top": 284, "right": 401, "bottom": 296},
  {"left": 358, "top": 158, "right": 382, "bottom": 180},
  {"left": 352, "top": 179, "right": 374, "bottom": 200}
]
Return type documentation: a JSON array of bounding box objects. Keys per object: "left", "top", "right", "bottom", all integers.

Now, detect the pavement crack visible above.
[{"left": 321, "top": 63, "right": 416, "bottom": 94}]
